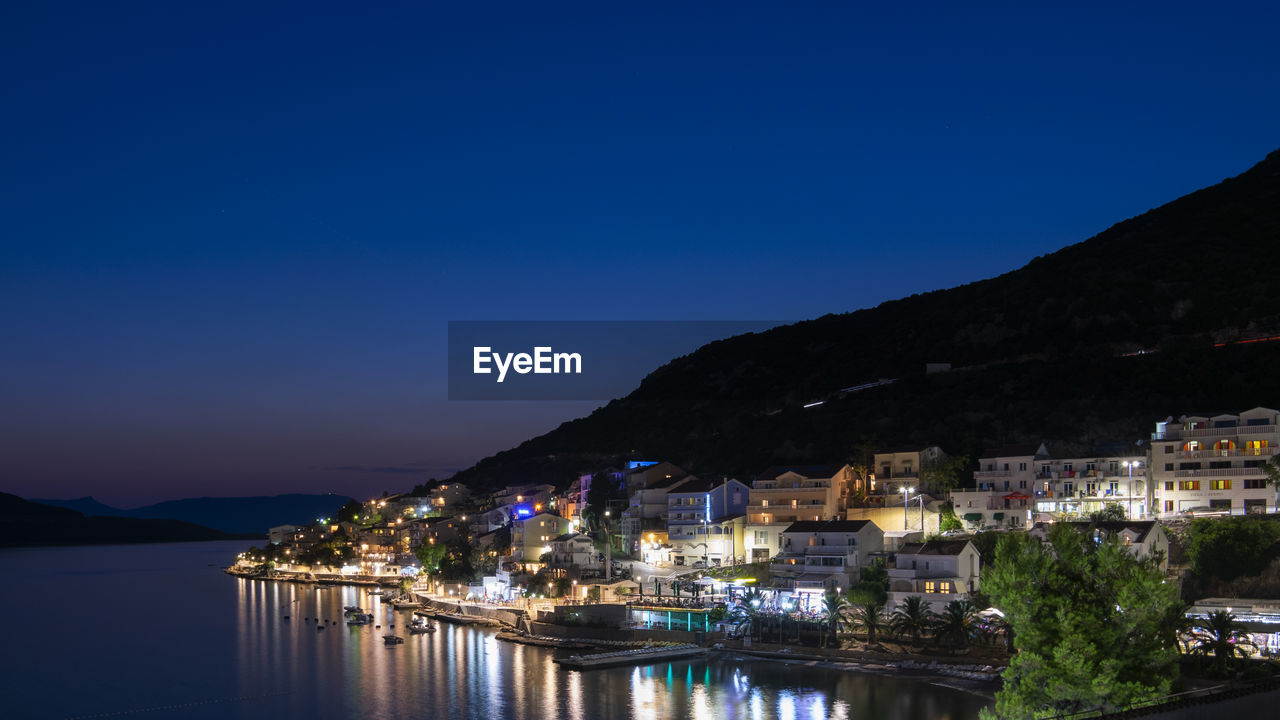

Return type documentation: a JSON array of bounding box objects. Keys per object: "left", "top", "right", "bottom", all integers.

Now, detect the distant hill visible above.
[
  {"left": 449, "top": 147, "right": 1280, "bottom": 491},
  {"left": 0, "top": 493, "right": 243, "bottom": 547},
  {"left": 30, "top": 494, "right": 353, "bottom": 535}
]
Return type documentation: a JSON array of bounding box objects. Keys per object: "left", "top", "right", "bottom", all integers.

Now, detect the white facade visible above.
[
  {"left": 887, "top": 539, "right": 980, "bottom": 612},
  {"left": 770, "top": 520, "right": 884, "bottom": 598},
  {"left": 1150, "top": 407, "right": 1279, "bottom": 517},
  {"left": 1030, "top": 455, "right": 1148, "bottom": 519},
  {"left": 950, "top": 488, "right": 1033, "bottom": 529},
  {"left": 1028, "top": 520, "right": 1170, "bottom": 572}
]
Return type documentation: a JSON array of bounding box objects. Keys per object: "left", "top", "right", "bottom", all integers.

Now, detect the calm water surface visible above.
[{"left": 0, "top": 542, "right": 992, "bottom": 719}]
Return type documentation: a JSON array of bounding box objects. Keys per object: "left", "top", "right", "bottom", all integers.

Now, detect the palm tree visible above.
[
  {"left": 1190, "top": 611, "right": 1258, "bottom": 674},
  {"left": 850, "top": 600, "right": 888, "bottom": 647},
  {"left": 932, "top": 600, "right": 977, "bottom": 654},
  {"left": 821, "top": 589, "right": 852, "bottom": 647},
  {"left": 890, "top": 596, "right": 935, "bottom": 648},
  {"left": 730, "top": 588, "right": 766, "bottom": 638}
]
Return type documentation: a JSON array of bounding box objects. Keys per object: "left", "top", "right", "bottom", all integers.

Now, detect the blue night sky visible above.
[{"left": 2, "top": 2, "right": 1278, "bottom": 505}]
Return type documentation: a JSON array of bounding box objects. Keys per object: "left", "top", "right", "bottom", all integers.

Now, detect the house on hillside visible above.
[
  {"left": 887, "top": 539, "right": 980, "bottom": 612},
  {"left": 770, "top": 519, "right": 884, "bottom": 607}
]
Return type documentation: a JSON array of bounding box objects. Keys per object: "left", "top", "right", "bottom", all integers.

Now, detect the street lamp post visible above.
[
  {"left": 902, "top": 486, "right": 915, "bottom": 530},
  {"left": 1123, "top": 460, "right": 1142, "bottom": 519}
]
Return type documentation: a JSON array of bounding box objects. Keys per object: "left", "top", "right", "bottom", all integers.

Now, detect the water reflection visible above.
[{"left": 0, "top": 543, "right": 992, "bottom": 720}]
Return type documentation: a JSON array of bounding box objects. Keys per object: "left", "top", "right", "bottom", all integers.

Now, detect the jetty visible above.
[{"left": 554, "top": 644, "right": 705, "bottom": 670}]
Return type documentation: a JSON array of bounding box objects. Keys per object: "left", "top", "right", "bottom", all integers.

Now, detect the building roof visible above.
[
  {"left": 1063, "top": 520, "right": 1159, "bottom": 543},
  {"left": 781, "top": 519, "right": 874, "bottom": 534},
  {"left": 982, "top": 443, "right": 1048, "bottom": 459},
  {"left": 779, "top": 520, "right": 828, "bottom": 534},
  {"left": 755, "top": 464, "right": 846, "bottom": 482},
  {"left": 669, "top": 476, "right": 743, "bottom": 494},
  {"left": 897, "top": 540, "right": 973, "bottom": 556},
  {"left": 551, "top": 532, "right": 591, "bottom": 543},
  {"left": 647, "top": 474, "right": 695, "bottom": 491}
]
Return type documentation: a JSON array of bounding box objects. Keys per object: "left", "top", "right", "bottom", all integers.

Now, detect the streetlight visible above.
[
  {"left": 1122, "top": 460, "right": 1142, "bottom": 519},
  {"left": 902, "top": 487, "right": 915, "bottom": 530}
]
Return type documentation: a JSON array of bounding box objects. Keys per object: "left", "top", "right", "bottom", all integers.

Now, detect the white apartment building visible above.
[
  {"left": 950, "top": 488, "right": 1033, "bottom": 529},
  {"left": 1150, "top": 407, "right": 1279, "bottom": 516},
  {"left": 888, "top": 540, "right": 980, "bottom": 612},
  {"left": 1031, "top": 454, "right": 1148, "bottom": 519},
  {"left": 771, "top": 519, "right": 884, "bottom": 606},
  {"left": 666, "top": 477, "right": 749, "bottom": 567},
  {"left": 744, "top": 465, "right": 855, "bottom": 563}
]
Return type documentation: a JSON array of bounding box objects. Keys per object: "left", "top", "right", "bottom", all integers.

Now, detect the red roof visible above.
[{"left": 1002, "top": 491, "right": 1031, "bottom": 500}]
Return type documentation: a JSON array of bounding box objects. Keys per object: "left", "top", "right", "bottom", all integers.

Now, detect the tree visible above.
[
  {"left": 553, "top": 577, "right": 572, "bottom": 598},
  {"left": 336, "top": 500, "right": 364, "bottom": 524},
  {"left": 939, "top": 504, "right": 964, "bottom": 533},
  {"left": 849, "top": 599, "right": 888, "bottom": 646},
  {"left": 1090, "top": 502, "right": 1127, "bottom": 522},
  {"left": 932, "top": 600, "right": 977, "bottom": 654},
  {"left": 414, "top": 542, "right": 447, "bottom": 576},
  {"left": 820, "top": 589, "right": 852, "bottom": 647},
  {"left": 1186, "top": 515, "right": 1280, "bottom": 582},
  {"left": 980, "top": 524, "right": 1181, "bottom": 719},
  {"left": 921, "top": 454, "right": 970, "bottom": 495},
  {"left": 586, "top": 585, "right": 602, "bottom": 603},
  {"left": 438, "top": 538, "right": 477, "bottom": 584},
  {"left": 890, "top": 596, "right": 936, "bottom": 647},
  {"left": 730, "top": 588, "right": 767, "bottom": 638},
  {"left": 1190, "top": 611, "right": 1258, "bottom": 675}
]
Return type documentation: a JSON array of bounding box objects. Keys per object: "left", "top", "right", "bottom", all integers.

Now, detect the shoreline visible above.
[{"left": 225, "top": 566, "right": 1003, "bottom": 696}]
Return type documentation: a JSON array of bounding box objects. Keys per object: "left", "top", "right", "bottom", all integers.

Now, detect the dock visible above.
[{"left": 554, "top": 644, "right": 706, "bottom": 670}]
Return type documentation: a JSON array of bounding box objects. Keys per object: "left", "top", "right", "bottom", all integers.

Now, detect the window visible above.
[
  {"left": 1179, "top": 462, "right": 1202, "bottom": 470},
  {"left": 1087, "top": 462, "right": 1096, "bottom": 472},
  {"left": 1086, "top": 482, "right": 1097, "bottom": 494},
  {"left": 1164, "top": 446, "right": 1173, "bottom": 454},
  {"left": 1210, "top": 479, "right": 1231, "bottom": 490},
  {"left": 1109, "top": 481, "right": 1119, "bottom": 493},
  {"left": 1019, "top": 480, "right": 1027, "bottom": 489},
  {"left": 761, "top": 500, "right": 769, "bottom": 507},
  {"left": 1064, "top": 463, "right": 1073, "bottom": 472},
  {"left": 1165, "top": 464, "right": 1174, "bottom": 471},
  {"left": 1003, "top": 463, "right": 1010, "bottom": 471},
  {"left": 1063, "top": 482, "right": 1074, "bottom": 494},
  {"left": 1164, "top": 500, "right": 1174, "bottom": 512},
  {"left": 925, "top": 580, "right": 937, "bottom": 593},
  {"left": 1244, "top": 478, "right": 1266, "bottom": 489},
  {"left": 1019, "top": 463, "right": 1027, "bottom": 471},
  {"left": 1178, "top": 481, "right": 1201, "bottom": 491},
  {"left": 1165, "top": 481, "right": 1174, "bottom": 491}
]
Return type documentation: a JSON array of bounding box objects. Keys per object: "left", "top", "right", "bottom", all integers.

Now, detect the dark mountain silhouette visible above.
[
  {"left": 30, "top": 494, "right": 353, "bottom": 535},
  {"left": 0, "top": 493, "right": 245, "bottom": 547},
  {"left": 449, "top": 147, "right": 1280, "bottom": 490}
]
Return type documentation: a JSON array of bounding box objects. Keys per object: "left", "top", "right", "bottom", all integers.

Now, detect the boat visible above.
[
  {"left": 368, "top": 588, "right": 385, "bottom": 596},
  {"left": 383, "top": 634, "right": 404, "bottom": 645},
  {"left": 346, "top": 612, "right": 373, "bottom": 625},
  {"left": 343, "top": 606, "right": 364, "bottom": 615},
  {"left": 388, "top": 595, "right": 423, "bottom": 609},
  {"left": 408, "top": 616, "right": 436, "bottom": 634}
]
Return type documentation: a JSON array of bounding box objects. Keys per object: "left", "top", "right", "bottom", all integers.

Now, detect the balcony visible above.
[
  {"left": 1154, "top": 424, "right": 1275, "bottom": 441},
  {"left": 1173, "top": 467, "right": 1265, "bottom": 478},
  {"left": 1176, "top": 447, "right": 1276, "bottom": 459},
  {"left": 974, "top": 470, "right": 1012, "bottom": 480},
  {"left": 749, "top": 484, "right": 831, "bottom": 493}
]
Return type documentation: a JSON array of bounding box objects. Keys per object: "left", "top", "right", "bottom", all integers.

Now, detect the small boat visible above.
[
  {"left": 346, "top": 613, "right": 373, "bottom": 626},
  {"left": 408, "top": 617, "right": 436, "bottom": 634},
  {"left": 343, "top": 606, "right": 364, "bottom": 615},
  {"left": 368, "top": 588, "right": 385, "bottom": 596},
  {"left": 383, "top": 634, "right": 404, "bottom": 645}
]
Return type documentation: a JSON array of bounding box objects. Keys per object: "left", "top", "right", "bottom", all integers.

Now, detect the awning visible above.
[
  {"left": 963, "top": 513, "right": 983, "bottom": 522},
  {"left": 1002, "top": 492, "right": 1031, "bottom": 500},
  {"left": 993, "top": 512, "right": 1005, "bottom": 520}
]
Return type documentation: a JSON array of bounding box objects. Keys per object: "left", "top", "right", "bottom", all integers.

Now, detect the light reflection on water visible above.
[{"left": 1, "top": 542, "right": 991, "bottom": 720}]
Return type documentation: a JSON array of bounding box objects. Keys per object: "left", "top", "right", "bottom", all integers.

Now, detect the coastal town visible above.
[{"left": 229, "top": 406, "right": 1280, "bottom": 714}]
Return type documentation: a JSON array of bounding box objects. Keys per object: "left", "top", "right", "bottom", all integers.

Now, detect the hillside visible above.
[
  {"left": 450, "top": 147, "right": 1280, "bottom": 490},
  {"left": 30, "top": 494, "right": 354, "bottom": 535},
  {"left": 0, "top": 493, "right": 245, "bottom": 547}
]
